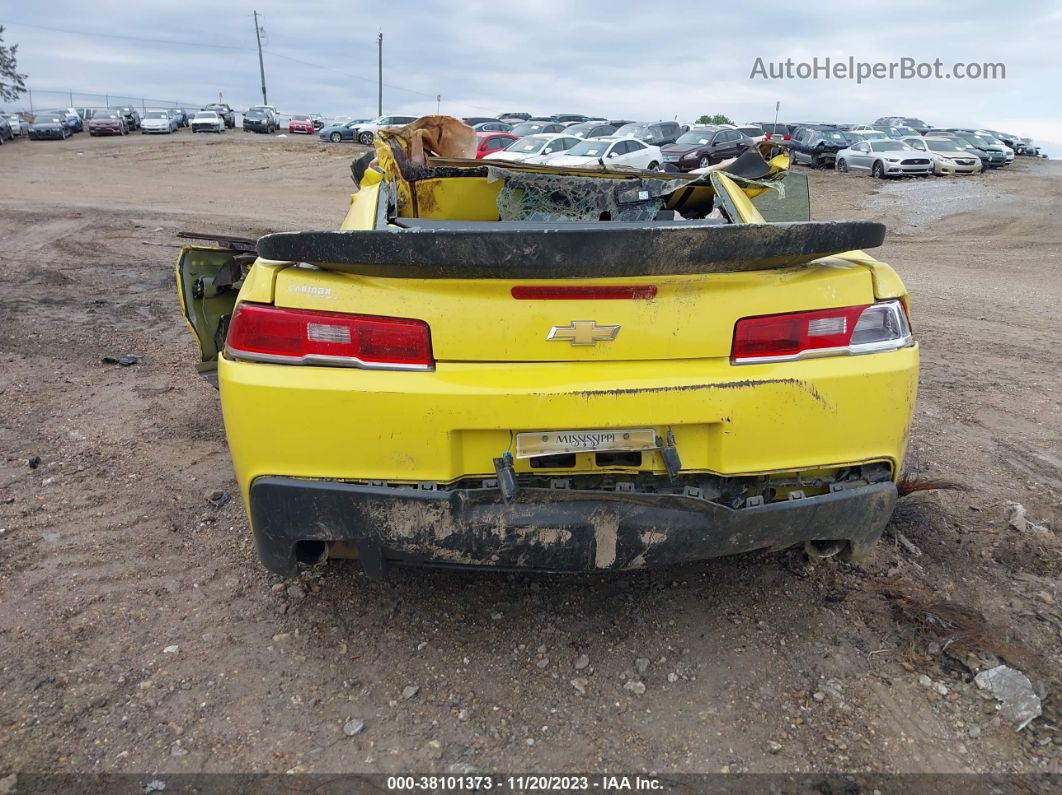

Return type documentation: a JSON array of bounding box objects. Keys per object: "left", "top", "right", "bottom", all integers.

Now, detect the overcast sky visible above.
[{"left": 5, "top": 1, "right": 1061, "bottom": 154}]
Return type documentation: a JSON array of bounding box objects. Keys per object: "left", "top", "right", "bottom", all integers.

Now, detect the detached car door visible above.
[{"left": 176, "top": 246, "right": 253, "bottom": 383}]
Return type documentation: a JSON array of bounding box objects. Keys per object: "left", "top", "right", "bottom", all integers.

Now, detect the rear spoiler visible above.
[{"left": 256, "top": 219, "right": 884, "bottom": 279}]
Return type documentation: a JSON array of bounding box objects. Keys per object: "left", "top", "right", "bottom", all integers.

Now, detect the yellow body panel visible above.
[{"left": 220, "top": 347, "right": 918, "bottom": 505}]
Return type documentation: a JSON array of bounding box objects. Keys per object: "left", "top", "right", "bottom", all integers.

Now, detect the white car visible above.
[
  {"left": 901, "top": 136, "right": 982, "bottom": 175},
  {"left": 546, "top": 136, "right": 663, "bottom": 170},
  {"left": 482, "top": 134, "right": 581, "bottom": 164},
  {"left": 191, "top": 111, "right": 225, "bottom": 134},
  {"left": 140, "top": 109, "right": 178, "bottom": 134},
  {"left": 834, "top": 138, "right": 932, "bottom": 178},
  {"left": 351, "top": 115, "right": 419, "bottom": 145},
  {"left": 736, "top": 124, "right": 766, "bottom": 144}
]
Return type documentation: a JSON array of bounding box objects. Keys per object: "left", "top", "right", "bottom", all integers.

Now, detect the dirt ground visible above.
[{"left": 0, "top": 131, "right": 1060, "bottom": 778}]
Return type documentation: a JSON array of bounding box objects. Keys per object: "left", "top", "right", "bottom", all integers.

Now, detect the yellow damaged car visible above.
[{"left": 177, "top": 128, "right": 918, "bottom": 577}]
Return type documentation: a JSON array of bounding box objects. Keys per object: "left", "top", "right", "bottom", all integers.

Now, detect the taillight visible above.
[
  {"left": 731, "top": 300, "right": 912, "bottom": 364},
  {"left": 225, "top": 302, "right": 434, "bottom": 370}
]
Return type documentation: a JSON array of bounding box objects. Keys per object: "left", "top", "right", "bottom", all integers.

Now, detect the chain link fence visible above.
[{"left": 5, "top": 87, "right": 209, "bottom": 115}]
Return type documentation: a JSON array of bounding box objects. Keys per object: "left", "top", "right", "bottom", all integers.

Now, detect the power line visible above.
[
  {"left": 263, "top": 50, "right": 437, "bottom": 100},
  {"left": 5, "top": 21, "right": 252, "bottom": 52},
  {"left": 6, "top": 19, "right": 498, "bottom": 112}
]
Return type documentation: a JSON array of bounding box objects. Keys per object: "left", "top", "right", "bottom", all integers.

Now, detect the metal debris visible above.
[{"left": 974, "top": 665, "right": 1042, "bottom": 730}]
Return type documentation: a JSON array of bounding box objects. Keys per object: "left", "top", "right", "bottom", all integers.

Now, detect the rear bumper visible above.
[{"left": 249, "top": 476, "right": 896, "bottom": 577}]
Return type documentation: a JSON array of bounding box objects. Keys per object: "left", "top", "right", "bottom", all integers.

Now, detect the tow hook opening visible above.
[{"left": 804, "top": 539, "right": 847, "bottom": 559}]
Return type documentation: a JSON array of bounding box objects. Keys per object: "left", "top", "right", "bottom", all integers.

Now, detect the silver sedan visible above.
[{"left": 835, "top": 139, "right": 933, "bottom": 178}]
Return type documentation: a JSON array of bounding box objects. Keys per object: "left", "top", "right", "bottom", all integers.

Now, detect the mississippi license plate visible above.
[{"left": 515, "top": 429, "right": 657, "bottom": 459}]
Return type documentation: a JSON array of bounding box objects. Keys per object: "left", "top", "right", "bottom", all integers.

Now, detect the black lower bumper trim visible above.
[{"left": 249, "top": 477, "right": 896, "bottom": 577}]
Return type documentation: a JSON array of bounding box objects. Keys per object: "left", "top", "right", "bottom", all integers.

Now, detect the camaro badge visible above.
[{"left": 547, "top": 320, "right": 621, "bottom": 346}]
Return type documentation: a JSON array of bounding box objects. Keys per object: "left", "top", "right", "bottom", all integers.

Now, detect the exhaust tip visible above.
[
  {"left": 294, "top": 539, "right": 328, "bottom": 565},
  {"left": 804, "top": 540, "right": 846, "bottom": 560}
]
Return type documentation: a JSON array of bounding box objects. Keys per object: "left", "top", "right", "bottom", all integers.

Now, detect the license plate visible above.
[{"left": 515, "top": 429, "right": 657, "bottom": 459}]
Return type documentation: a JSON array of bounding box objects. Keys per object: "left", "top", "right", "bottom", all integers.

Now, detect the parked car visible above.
[
  {"left": 475, "top": 131, "right": 519, "bottom": 158},
  {"left": 842, "top": 131, "right": 888, "bottom": 145},
  {"left": 248, "top": 105, "right": 279, "bottom": 126},
  {"left": 288, "top": 114, "right": 315, "bottom": 134},
  {"left": 789, "top": 127, "right": 851, "bottom": 168},
  {"left": 5, "top": 113, "right": 29, "bottom": 138},
  {"left": 754, "top": 122, "right": 795, "bottom": 141},
  {"left": 243, "top": 109, "right": 277, "bottom": 133},
  {"left": 901, "top": 136, "right": 982, "bottom": 175},
  {"left": 945, "top": 129, "right": 1013, "bottom": 164},
  {"left": 546, "top": 136, "right": 662, "bottom": 170},
  {"left": 835, "top": 139, "right": 932, "bottom": 178},
  {"left": 319, "top": 119, "right": 372, "bottom": 143},
  {"left": 482, "top": 133, "right": 582, "bottom": 164},
  {"left": 509, "top": 120, "right": 567, "bottom": 137},
  {"left": 175, "top": 151, "right": 917, "bottom": 577},
  {"left": 563, "top": 121, "right": 617, "bottom": 139},
  {"left": 612, "top": 121, "right": 682, "bottom": 147},
  {"left": 191, "top": 111, "right": 226, "bottom": 134},
  {"left": 660, "top": 127, "right": 751, "bottom": 171},
  {"left": 929, "top": 131, "right": 1005, "bottom": 169},
  {"left": 88, "top": 111, "right": 128, "bottom": 136},
  {"left": 309, "top": 114, "right": 324, "bottom": 131},
  {"left": 29, "top": 114, "right": 71, "bottom": 140},
  {"left": 735, "top": 125, "right": 766, "bottom": 144},
  {"left": 168, "top": 108, "right": 189, "bottom": 128},
  {"left": 551, "top": 114, "right": 601, "bottom": 124},
  {"left": 62, "top": 107, "right": 84, "bottom": 132},
  {"left": 203, "top": 103, "right": 236, "bottom": 128},
  {"left": 113, "top": 106, "right": 141, "bottom": 131},
  {"left": 973, "top": 131, "right": 1015, "bottom": 163},
  {"left": 498, "top": 112, "right": 531, "bottom": 122},
  {"left": 462, "top": 117, "right": 500, "bottom": 126},
  {"left": 865, "top": 125, "right": 909, "bottom": 139},
  {"left": 141, "top": 109, "right": 178, "bottom": 134},
  {"left": 472, "top": 121, "right": 512, "bottom": 133},
  {"left": 351, "top": 115, "right": 419, "bottom": 145},
  {"left": 0, "top": 115, "right": 12, "bottom": 143},
  {"left": 874, "top": 116, "right": 932, "bottom": 135}
]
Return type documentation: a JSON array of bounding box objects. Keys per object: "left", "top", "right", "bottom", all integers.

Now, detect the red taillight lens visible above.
[
  {"left": 764, "top": 132, "right": 773, "bottom": 140},
  {"left": 731, "top": 301, "right": 913, "bottom": 364},
  {"left": 511, "top": 285, "right": 657, "bottom": 300},
  {"left": 782, "top": 134, "right": 792, "bottom": 141},
  {"left": 226, "top": 302, "right": 433, "bottom": 370}
]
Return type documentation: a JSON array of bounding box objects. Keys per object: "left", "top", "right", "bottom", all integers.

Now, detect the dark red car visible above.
[
  {"left": 476, "top": 131, "right": 518, "bottom": 159},
  {"left": 88, "top": 112, "right": 128, "bottom": 136},
  {"left": 288, "top": 114, "right": 315, "bottom": 135}
]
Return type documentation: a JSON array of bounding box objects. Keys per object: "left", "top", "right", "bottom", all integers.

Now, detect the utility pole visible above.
[
  {"left": 253, "top": 10, "right": 268, "bottom": 105},
  {"left": 377, "top": 32, "right": 383, "bottom": 116}
]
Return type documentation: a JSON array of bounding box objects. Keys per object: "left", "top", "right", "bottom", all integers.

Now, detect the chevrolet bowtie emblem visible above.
[{"left": 547, "top": 320, "right": 621, "bottom": 346}]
